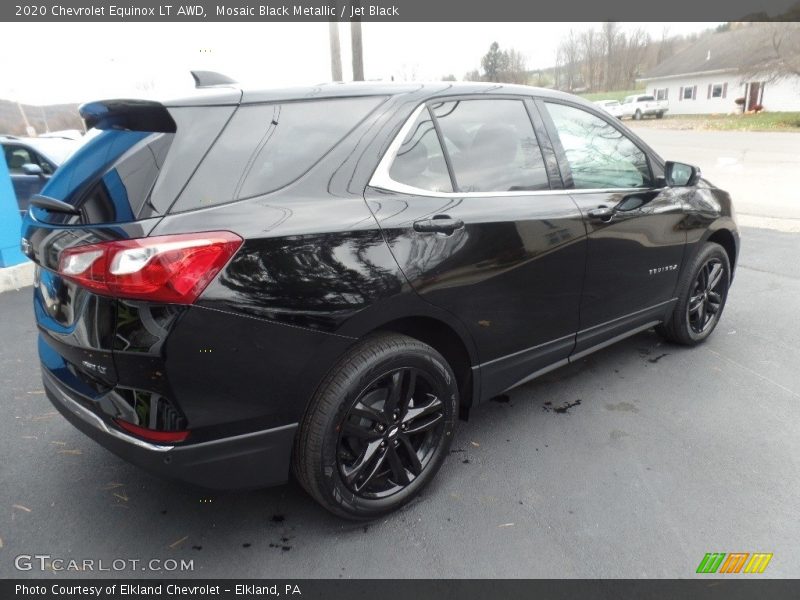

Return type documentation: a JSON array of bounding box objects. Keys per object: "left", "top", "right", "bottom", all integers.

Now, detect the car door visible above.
[
  {"left": 537, "top": 99, "right": 687, "bottom": 357},
  {"left": 366, "top": 96, "right": 587, "bottom": 400}
]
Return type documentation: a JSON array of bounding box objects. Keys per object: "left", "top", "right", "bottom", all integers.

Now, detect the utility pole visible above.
[
  {"left": 329, "top": 20, "right": 342, "bottom": 81},
  {"left": 350, "top": 2, "right": 364, "bottom": 81}
]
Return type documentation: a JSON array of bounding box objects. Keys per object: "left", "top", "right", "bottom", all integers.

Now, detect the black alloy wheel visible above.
[
  {"left": 293, "top": 333, "right": 458, "bottom": 519},
  {"left": 337, "top": 367, "right": 446, "bottom": 498},
  {"left": 657, "top": 241, "right": 730, "bottom": 346},
  {"left": 687, "top": 258, "right": 725, "bottom": 334}
]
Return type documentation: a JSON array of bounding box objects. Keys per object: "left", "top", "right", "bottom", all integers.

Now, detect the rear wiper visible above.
[{"left": 30, "top": 194, "right": 80, "bottom": 215}]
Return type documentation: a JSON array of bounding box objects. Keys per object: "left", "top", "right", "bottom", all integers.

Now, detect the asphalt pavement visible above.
[{"left": 1, "top": 129, "right": 799, "bottom": 579}]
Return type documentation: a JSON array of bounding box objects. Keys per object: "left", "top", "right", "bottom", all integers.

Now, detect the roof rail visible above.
[{"left": 190, "top": 70, "right": 238, "bottom": 88}]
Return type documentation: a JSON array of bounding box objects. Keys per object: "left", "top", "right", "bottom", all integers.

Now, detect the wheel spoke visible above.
[
  {"left": 384, "top": 370, "right": 404, "bottom": 415},
  {"left": 399, "top": 434, "right": 423, "bottom": 475},
  {"left": 403, "top": 370, "right": 417, "bottom": 410},
  {"left": 350, "top": 392, "right": 390, "bottom": 425},
  {"left": 342, "top": 439, "right": 387, "bottom": 490},
  {"left": 706, "top": 299, "right": 719, "bottom": 315},
  {"left": 707, "top": 262, "right": 723, "bottom": 291},
  {"left": 386, "top": 446, "right": 411, "bottom": 485},
  {"left": 404, "top": 412, "right": 444, "bottom": 435},
  {"left": 402, "top": 394, "right": 443, "bottom": 425},
  {"left": 697, "top": 301, "right": 706, "bottom": 326},
  {"left": 688, "top": 293, "right": 704, "bottom": 313}
]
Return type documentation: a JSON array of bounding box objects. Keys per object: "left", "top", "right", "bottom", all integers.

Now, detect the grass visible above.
[
  {"left": 579, "top": 88, "right": 645, "bottom": 102},
  {"left": 638, "top": 112, "right": 800, "bottom": 132}
]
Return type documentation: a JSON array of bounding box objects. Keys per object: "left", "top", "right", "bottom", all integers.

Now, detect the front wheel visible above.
[
  {"left": 657, "top": 242, "right": 731, "bottom": 345},
  {"left": 633, "top": 109, "right": 643, "bottom": 120},
  {"left": 293, "top": 333, "right": 458, "bottom": 519}
]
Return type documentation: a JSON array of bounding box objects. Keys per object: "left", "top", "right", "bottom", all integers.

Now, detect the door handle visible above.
[
  {"left": 413, "top": 215, "right": 465, "bottom": 235},
  {"left": 587, "top": 205, "right": 615, "bottom": 221}
]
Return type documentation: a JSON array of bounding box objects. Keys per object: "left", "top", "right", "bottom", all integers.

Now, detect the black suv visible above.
[{"left": 22, "top": 77, "right": 738, "bottom": 519}]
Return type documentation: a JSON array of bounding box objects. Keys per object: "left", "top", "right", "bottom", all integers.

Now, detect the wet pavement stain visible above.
[
  {"left": 605, "top": 401, "right": 639, "bottom": 413},
  {"left": 648, "top": 353, "right": 669, "bottom": 363},
  {"left": 543, "top": 399, "right": 582, "bottom": 414},
  {"left": 554, "top": 399, "right": 581, "bottom": 414},
  {"left": 490, "top": 395, "right": 511, "bottom": 404}
]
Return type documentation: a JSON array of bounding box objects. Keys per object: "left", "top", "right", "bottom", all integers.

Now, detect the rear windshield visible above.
[
  {"left": 34, "top": 105, "right": 235, "bottom": 224},
  {"left": 169, "top": 96, "right": 384, "bottom": 213},
  {"left": 639, "top": 96, "right": 655, "bottom": 102},
  {"left": 35, "top": 130, "right": 172, "bottom": 224}
]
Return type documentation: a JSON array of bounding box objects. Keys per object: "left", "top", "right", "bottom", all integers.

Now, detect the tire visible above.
[
  {"left": 656, "top": 111, "right": 665, "bottom": 119},
  {"left": 657, "top": 242, "right": 731, "bottom": 346},
  {"left": 292, "top": 333, "right": 458, "bottom": 520},
  {"left": 633, "top": 109, "right": 642, "bottom": 120}
]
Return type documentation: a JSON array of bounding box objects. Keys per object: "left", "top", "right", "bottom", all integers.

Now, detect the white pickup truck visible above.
[{"left": 621, "top": 94, "right": 668, "bottom": 120}]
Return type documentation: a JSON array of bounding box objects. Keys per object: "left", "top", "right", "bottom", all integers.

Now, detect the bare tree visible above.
[
  {"left": 741, "top": 22, "right": 800, "bottom": 82},
  {"left": 555, "top": 30, "right": 580, "bottom": 91},
  {"left": 579, "top": 28, "right": 603, "bottom": 91},
  {"left": 602, "top": 22, "right": 619, "bottom": 91},
  {"left": 503, "top": 49, "right": 529, "bottom": 84},
  {"left": 463, "top": 69, "right": 482, "bottom": 82}
]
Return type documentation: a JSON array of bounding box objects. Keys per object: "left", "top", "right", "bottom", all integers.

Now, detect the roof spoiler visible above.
[
  {"left": 79, "top": 99, "right": 177, "bottom": 132},
  {"left": 190, "top": 70, "right": 238, "bottom": 88}
]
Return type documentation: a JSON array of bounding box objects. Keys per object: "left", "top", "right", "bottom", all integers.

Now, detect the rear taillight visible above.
[
  {"left": 114, "top": 419, "right": 190, "bottom": 443},
  {"left": 58, "top": 232, "right": 242, "bottom": 304}
]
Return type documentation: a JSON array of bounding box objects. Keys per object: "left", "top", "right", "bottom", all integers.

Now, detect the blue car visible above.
[{"left": 1, "top": 135, "right": 79, "bottom": 214}]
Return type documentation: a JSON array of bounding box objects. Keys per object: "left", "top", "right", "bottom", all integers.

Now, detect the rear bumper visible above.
[{"left": 43, "top": 368, "right": 297, "bottom": 490}]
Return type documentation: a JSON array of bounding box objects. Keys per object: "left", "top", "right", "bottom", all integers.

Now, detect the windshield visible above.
[{"left": 22, "top": 137, "right": 80, "bottom": 165}]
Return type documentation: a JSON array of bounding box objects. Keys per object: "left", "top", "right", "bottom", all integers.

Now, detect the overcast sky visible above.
[{"left": 0, "top": 22, "right": 720, "bottom": 104}]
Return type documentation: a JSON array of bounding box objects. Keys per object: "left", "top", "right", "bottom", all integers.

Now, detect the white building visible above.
[{"left": 639, "top": 25, "right": 800, "bottom": 115}]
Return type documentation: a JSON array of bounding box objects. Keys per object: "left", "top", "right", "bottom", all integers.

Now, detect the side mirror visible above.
[
  {"left": 21, "top": 163, "right": 44, "bottom": 177},
  {"left": 664, "top": 161, "right": 701, "bottom": 187}
]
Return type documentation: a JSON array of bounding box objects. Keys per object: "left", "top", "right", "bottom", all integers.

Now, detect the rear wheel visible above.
[
  {"left": 293, "top": 333, "right": 458, "bottom": 519},
  {"left": 657, "top": 242, "right": 730, "bottom": 345},
  {"left": 656, "top": 111, "right": 665, "bottom": 119}
]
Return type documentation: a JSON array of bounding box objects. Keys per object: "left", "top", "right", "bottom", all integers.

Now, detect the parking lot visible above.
[{"left": 1, "top": 128, "right": 799, "bottom": 579}]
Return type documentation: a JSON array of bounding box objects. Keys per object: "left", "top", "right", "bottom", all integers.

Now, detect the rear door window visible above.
[
  {"left": 431, "top": 99, "right": 549, "bottom": 193},
  {"left": 171, "top": 96, "right": 385, "bottom": 212}
]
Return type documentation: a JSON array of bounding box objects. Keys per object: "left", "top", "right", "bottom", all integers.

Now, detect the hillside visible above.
[{"left": 0, "top": 99, "right": 82, "bottom": 136}]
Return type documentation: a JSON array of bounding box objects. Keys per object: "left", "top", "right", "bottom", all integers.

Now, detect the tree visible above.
[
  {"left": 555, "top": 30, "right": 580, "bottom": 91},
  {"left": 481, "top": 42, "right": 509, "bottom": 82},
  {"left": 463, "top": 69, "right": 482, "bottom": 82},
  {"left": 504, "top": 49, "right": 529, "bottom": 84},
  {"left": 602, "top": 22, "right": 619, "bottom": 91},
  {"left": 744, "top": 23, "right": 800, "bottom": 81},
  {"left": 441, "top": 74, "right": 457, "bottom": 81}
]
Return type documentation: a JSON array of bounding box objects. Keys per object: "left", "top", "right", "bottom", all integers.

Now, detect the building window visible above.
[
  {"left": 682, "top": 86, "right": 695, "bottom": 100},
  {"left": 709, "top": 83, "right": 727, "bottom": 99},
  {"left": 655, "top": 88, "right": 668, "bottom": 101}
]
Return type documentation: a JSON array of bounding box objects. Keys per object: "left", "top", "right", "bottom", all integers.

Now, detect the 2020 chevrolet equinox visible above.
[{"left": 22, "top": 74, "right": 738, "bottom": 519}]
